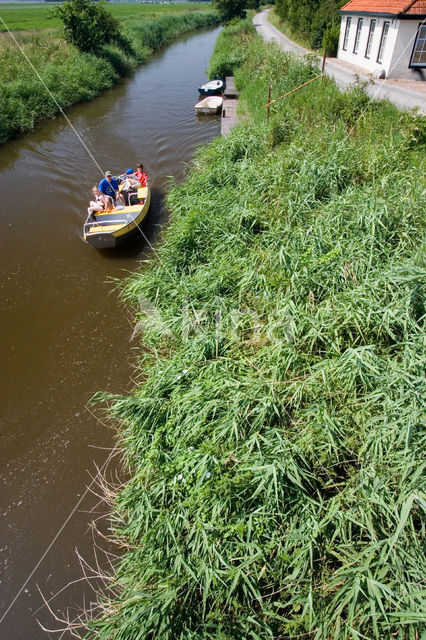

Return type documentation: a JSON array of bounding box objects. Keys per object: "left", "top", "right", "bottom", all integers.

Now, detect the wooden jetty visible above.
[{"left": 221, "top": 76, "right": 239, "bottom": 136}]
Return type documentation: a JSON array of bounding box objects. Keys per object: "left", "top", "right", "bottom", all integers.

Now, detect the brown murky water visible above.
[{"left": 0, "top": 26, "right": 221, "bottom": 639}]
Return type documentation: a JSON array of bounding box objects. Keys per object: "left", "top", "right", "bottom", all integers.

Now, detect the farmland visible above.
[{"left": 0, "top": 2, "right": 212, "bottom": 32}]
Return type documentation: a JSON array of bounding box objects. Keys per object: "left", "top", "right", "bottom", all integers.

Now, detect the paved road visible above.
[{"left": 253, "top": 10, "right": 426, "bottom": 114}]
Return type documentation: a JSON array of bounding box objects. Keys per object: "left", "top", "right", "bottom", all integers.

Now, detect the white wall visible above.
[
  {"left": 337, "top": 14, "right": 424, "bottom": 80},
  {"left": 388, "top": 20, "right": 424, "bottom": 78}
]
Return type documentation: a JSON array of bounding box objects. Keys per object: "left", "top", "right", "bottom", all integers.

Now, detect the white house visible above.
[{"left": 337, "top": 0, "right": 426, "bottom": 80}]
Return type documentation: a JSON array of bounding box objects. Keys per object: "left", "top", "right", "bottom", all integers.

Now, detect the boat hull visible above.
[
  {"left": 198, "top": 79, "right": 224, "bottom": 96},
  {"left": 84, "top": 224, "right": 140, "bottom": 249},
  {"left": 198, "top": 88, "right": 222, "bottom": 96},
  {"left": 195, "top": 96, "right": 223, "bottom": 115},
  {"left": 83, "top": 187, "right": 151, "bottom": 249}
]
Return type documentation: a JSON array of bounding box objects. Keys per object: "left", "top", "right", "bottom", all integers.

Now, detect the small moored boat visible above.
[
  {"left": 195, "top": 96, "right": 223, "bottom": 115},
  {"left": 198, "top": 79, "right": 224, "bottom": 96},
  {"left": 83, "top": 185, "right": 151, "bottom": 249}
]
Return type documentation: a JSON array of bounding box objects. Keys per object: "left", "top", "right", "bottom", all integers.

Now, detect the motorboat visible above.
[
  {"left": 194, "top": 96, "right": 223, "bottom": 115},
  {"left": 198, "top": 79, "right": 224, "bottom": 95},
  {"left": 83, "top": 185, "right": 150, "bottom": 249}
]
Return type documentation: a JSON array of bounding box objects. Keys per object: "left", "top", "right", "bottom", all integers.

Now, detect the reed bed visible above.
[{"left": 85, "top": 22, "right": 425, "bottom": 640}]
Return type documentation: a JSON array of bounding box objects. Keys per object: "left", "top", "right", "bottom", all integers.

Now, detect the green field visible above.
[{"left": 0, "top": 2, "right": 213, "bottom": 32}]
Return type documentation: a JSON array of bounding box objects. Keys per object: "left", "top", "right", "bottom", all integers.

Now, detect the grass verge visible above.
[
  {"left": 267, "top": 8, "right": 312, "bottom": 50},
  {"left": 85, "top": 20, "right": 425, "bottom": 640},
  {"left": 0, "top": 6, "right": 219, "bottom": 144}
]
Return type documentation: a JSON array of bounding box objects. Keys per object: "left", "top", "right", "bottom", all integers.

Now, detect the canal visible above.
[{"left": 0, "top": 25, "right": 221, "bottom": 639}]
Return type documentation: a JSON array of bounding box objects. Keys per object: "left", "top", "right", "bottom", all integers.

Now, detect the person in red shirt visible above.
[{"left": 135, "top": 163, "right": 148, "bottom": 187}]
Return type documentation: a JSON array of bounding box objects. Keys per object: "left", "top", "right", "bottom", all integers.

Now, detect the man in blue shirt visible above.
[{"left": 98, "top": 171, "right": 125, "bottom": 206}]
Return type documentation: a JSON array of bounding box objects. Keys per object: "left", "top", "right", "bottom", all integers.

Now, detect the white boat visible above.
[{"left": 194, "top": 96, "right": 223, "bottom": 115}]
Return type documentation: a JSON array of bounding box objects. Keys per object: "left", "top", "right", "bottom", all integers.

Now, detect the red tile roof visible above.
[
  {"left": 341, "top": 0, "right": 426, "bottom": 14},
  {"left": 406, "top": 0, "right": 426, "bottom": 13}
]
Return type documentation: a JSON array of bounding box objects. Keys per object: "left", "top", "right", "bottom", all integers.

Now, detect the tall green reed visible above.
[{"left": 84, "top": 20, "right": 425, "bottom": 640}]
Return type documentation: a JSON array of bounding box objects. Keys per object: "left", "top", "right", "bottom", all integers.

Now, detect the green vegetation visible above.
[
  {"left": 273, "top": 0, "right": 344, "bottom": 54},
  {"left": 267, "top": 9, "right": 312, "bottom": 50},
  {"left": 213, "top": 0, "right": 248, "bottom": 22},
  {"left": 87, "top": 19, "right": 426, "bottom": 640},
  {"left": 212, "top": 0, "right": 261, "bottom": 23},
  {"left": 0, "top": 2, "right": 62, "bottom": 31},
  {"left": 0, "top": 4, "right": 218, "bottom": 143},
  {"left": 0, "top": 2, "right": 213, "bottom": 32},
  {"left": 53, "top": 0, "right": 129, "bottom": 54},
  {"left": 208, "top": 18, "right": 253, "bottom": 78}
]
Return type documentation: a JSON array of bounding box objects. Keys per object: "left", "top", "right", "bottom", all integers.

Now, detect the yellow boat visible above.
[{"left": 83, "top": 185, "right": 151, "bottom": 249}]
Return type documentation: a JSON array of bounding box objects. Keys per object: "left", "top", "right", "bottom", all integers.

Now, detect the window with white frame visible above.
[
  {"left": 353, "top": 18, "right": 363, "bottom": 53},
  {"left": 410, "top": 24, "right": 426, "bottom": 67},
  {"left": 365, "top": 19, "right": 376, "bottom": 58},
  {"left": 377, "top": 21, "right": 390, "bottom": 63},
  {"left": 343, "top": 16, "right": 352, "bottom": 50}
]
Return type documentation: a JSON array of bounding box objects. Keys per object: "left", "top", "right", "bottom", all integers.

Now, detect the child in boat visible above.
[
  {"left": 87, "top": 187, "right": 113, "bottom": 218},
  {"left": 117, "top": 169, "right": 139, "bottom": 205},
  {"left": 119, "top": 168, "right": 139, "bottom": 189},
  {"left": 119, "top": 166, "right": 148, "bottom": 204},
  {"left": 135, "top": 163, "right": 148, "bottom": 187}
]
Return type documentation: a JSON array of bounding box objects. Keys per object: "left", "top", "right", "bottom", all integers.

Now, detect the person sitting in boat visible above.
[
  {"left": 119, "top": 168, "right": 138, "bottom": 187},
  {"left": 87, "top": 186, "right": 113, "bottom": 219},
  {"left": 98, "top": 171, "right": 126, "bottom": 207},
  {"left": 117, "top": 169, "right": 140, "bottom": 205},
  {"left": 135, "top": 163, "right": 148, "bottom": 188},
  {"left": 119, "top": 168, "right": 139, "bottom": 191}
]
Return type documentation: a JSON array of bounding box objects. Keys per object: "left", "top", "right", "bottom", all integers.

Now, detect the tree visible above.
[
  {"left": 53, "top": 0, "right": 127, "bottom": 53},
  {"left": 275, "top": 0, "right": 343, "bottom": 50},
  {"left": 213, "top": 0, "right": 248, "bottom": 23}
]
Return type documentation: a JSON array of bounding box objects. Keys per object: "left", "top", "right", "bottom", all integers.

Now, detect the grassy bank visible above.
[
  {"left": 87, "top": 21, "right": 425, "bottom": 640},
  {"left": 0, "top": 4, "right": 218, "bottom": 144}
]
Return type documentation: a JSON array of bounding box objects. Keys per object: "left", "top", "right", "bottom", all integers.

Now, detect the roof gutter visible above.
[
  {"left": 340, "top": 9, "right": 426, "bottom": 17},
  {"left": 340, "top": 10, "right": 397, "bottom": 16}
]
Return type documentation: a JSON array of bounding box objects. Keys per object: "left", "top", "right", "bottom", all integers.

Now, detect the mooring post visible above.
[
  {"left": 322, "top": 50, "right": 327, "bottom": 72},
  {"left": 266, "top": 83, "right": 272, "bottom": 122}
]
